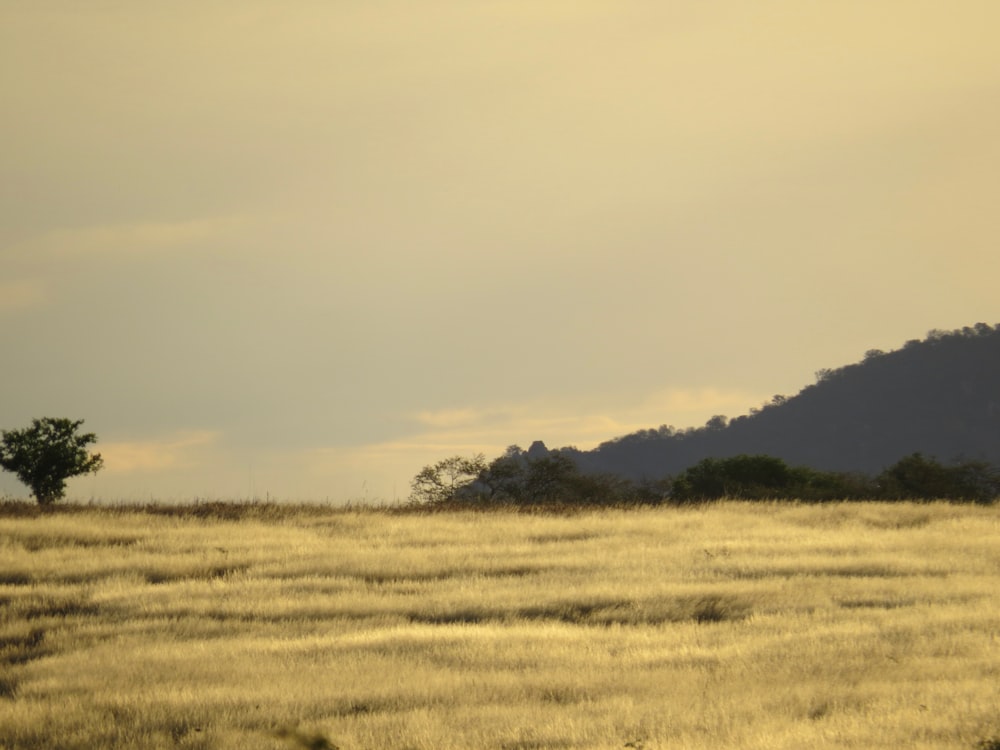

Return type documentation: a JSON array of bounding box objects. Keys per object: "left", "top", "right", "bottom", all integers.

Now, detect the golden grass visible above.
[{"left": 0, "top": 501, "right": 998, "bottom": 749}]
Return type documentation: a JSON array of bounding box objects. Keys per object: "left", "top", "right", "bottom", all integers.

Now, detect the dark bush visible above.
[
  {"left": 876, "top": 453, "right": 1000, "bottom": 503},
  {"left": 670, "top": 455, "right": 799, "bottom": 501}
]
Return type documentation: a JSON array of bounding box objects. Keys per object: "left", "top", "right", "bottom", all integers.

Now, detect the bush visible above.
[
  {"left": 876, "top": 453, "right": 1000, "bottom": 503},
  {"left": 670, "top": 455, "right": 799, "bottom": 501}
]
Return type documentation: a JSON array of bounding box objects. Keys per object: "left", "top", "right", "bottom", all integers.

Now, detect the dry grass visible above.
[{"left": 0, "top": 500, "right": 998, "bottom": 749}]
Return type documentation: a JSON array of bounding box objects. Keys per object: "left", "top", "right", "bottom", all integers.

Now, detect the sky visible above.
[{"left": 2, "top": 1, "right": 999, "bottom": 503}]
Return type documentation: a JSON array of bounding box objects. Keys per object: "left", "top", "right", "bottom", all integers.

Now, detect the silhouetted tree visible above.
[
  {"left": 521, "top": 454, "right": 578, "bottom": 503},
  {"left": 472, "top": 448, "right": 643, "bottom": 506},
  {"left": 705, "top": 415, "right": 728, "bottom": 430},
  {"left": 409, "top": 454, "right": 487, "bottom": 504},
  {"left": 476, "top": 446, "right": 526, "bottom": 500}
]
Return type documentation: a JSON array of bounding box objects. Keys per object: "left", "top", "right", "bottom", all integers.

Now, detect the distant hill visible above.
[{"left": 555, "top": 323, "right": 1000, "bottom": 479}]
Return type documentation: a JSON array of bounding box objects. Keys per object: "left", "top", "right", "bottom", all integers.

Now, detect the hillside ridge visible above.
[{"left": 551, "top": 323, "right": 1000, "bottom": 478}]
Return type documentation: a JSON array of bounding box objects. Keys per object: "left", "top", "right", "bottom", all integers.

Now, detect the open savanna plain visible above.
[{"left": 0, "top": 500, "right": 998, "bottom": 750}]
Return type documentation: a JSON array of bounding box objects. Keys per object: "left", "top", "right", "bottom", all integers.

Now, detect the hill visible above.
[{"left": 556, "top": 323, "right": 1000, "bottom": 480}]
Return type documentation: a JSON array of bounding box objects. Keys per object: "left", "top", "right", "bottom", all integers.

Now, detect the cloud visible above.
[
  {"left": 410, "top": 408, "right": 486, "bottom": 429},
  {"left": 98, "top": 430, "right": 222, "bottom": 474},
  {"left": 0, "top": 279, "right": 48, "bottom": 313},
  {"left": 10, "top": 215, "right": 256, "bottom": 259}
]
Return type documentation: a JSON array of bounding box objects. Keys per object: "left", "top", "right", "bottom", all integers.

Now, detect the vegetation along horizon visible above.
[{"left": 1, "top": 499, "right": 998, "bottom": 750}]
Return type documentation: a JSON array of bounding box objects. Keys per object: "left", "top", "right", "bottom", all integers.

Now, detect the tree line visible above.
[
  {"left": 4, "top": 415, "right": 996, "bottom": 508},
  {"left": 410, "top": 447, "right": 1000, "bottom": 506}
]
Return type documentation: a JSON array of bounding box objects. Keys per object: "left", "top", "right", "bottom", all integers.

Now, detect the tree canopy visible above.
[{"left": 0, "top": 418, "right": 104, "bottom": 505}]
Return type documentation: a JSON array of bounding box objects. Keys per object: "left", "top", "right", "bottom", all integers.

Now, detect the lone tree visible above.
[{"left": 0, "top": 418, "right": 104, "bottom": 505}]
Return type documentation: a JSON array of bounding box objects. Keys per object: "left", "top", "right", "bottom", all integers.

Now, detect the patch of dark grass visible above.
[
  {"left": 527, "top": 531, "right": 601, "bottom": 544},
  {"left": 275, "top": 727, "right": 341, "bottom": 750},
  {"left": 144, "top": 500, "right": 288, "bottom": 521},
  {"left": 406, "top": 594, "right": 752, "bottom": 627},
  {"left": 0, "top": 627, "right": 46, "bottom": 650},
  {"left": 409, "top": 609, "right": 493, "bottom": 625},
  {"left": 327, "top": 698, "right": 401, "bottom": 717},
  {"left": 392, "top": 499, "right": 649, "bottom": 516},
  {"left": 206, "top": 565, "right": 247, "bottom": 580},
  {"left": 17, "top": 536, "right": 51, "bottom": 552},
  {"left": 0, "top": 627, "right": 47, "bottom": 666},
  {"left": 359, "top": 570, "right": 458, "bottom": 586},
  {"left": 478, "top": 565, "right": 542, "bottom": 579},
  {"left": 0, "top": 500, "right": 70, "bottom": 518},
  {"left": 690, "top": 595, "right": 748, "bottom": 623},
  {"left": 519, "top": 595, "right": 752, "bottom": 626},
  {"left": 517, "top": 599, "right": 636, "bottom": 625},
  {"left": 837, "top": 598, "right": 915, "bottom": 610},
  {"left": 500, "top": 739, "right": 575, "bottom": 750},
  {"left": 0, "top": 572, "right": 32, "bottom": 586},
  {"left": 143, "top": 564, "right": 249, "bottom": 584},
  {"left": 137, "top": 500, "right": 347, "bottom": 522},
  {"left": 807, "top": 701, "right": 830, "bottom": 720},
  {"left": 23, "top": 598, "right": 101, "bottom": 620},
  {"left": 534, "top": 685, "right": 593, "bottom": 705},
  {"left": 143, "top": 570, "right": 178, "bottom": 585},
  {"left": 722, "top": 564, "right": 947, "bottom": 580},
  {"left": 0, "top": 675, "right": 18, "bottom": 699},
  {"left": 0, "top": 499, "right": 364, "bottom": 523},
  {"left": 861, "top": 511, "right": 934, "bottom": 530},
  {"left": 164, "top": 717, "right": 206, "bottom": 745},
  {"left": 357, "top": 565, "right": 540, "bottom": 587},
  {"left": 14, "top": 534, "right": 141, "bottom": 551},
  {"left": 828, "top": 564, "right": 947, "bottom": 578}
]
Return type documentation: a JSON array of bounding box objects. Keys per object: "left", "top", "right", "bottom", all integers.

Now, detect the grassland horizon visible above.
[{"left": 1, "top": 499, "right": 998, "bottom": 749}]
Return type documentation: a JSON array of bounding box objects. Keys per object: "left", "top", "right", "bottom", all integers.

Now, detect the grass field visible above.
[{"left": 0, "top": 500, "right": 998, "bottom": 749}]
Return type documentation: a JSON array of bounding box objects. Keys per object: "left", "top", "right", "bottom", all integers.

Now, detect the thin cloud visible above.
[
  {"left": 639, "top": 387, "right": 769, "bottom": 425},
  {"left": 10, "top": 215, "right": 256, "bottom": 259},
  {"left": 410, "top": 387, "right": 767, "bottom": 449},
  {"left": 0, "top": 279, "right": 48, "bottom": 313},
  {"left": 411, "top": 407, "right": 486, "bottom": 429},
  {"left": 99, "top": 430, "right": 222, "bottom": 474}
]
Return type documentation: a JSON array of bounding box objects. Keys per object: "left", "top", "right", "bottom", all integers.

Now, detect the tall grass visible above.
[{"left": 0, "top": 501, "right": 997, "bottom": 749}]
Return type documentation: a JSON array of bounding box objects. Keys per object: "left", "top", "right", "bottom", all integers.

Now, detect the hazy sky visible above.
[{"left": 2, "top": 2, "right": 999, "bottom": 502}]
